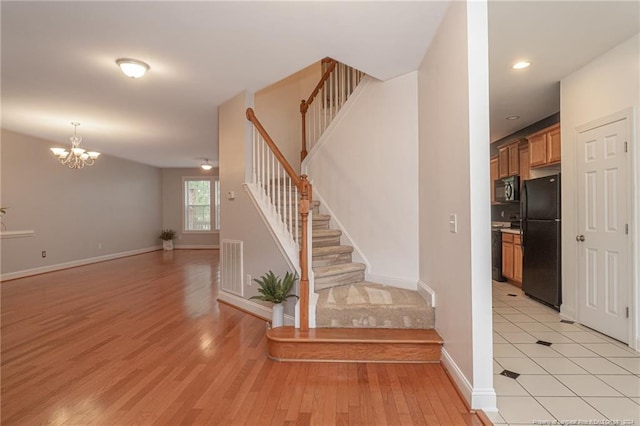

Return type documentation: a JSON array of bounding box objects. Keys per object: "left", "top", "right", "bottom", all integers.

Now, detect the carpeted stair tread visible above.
[
  {"left": 314, "top": 262, "right": 366, "bottom": 278},
  {"left": 316, "top": 282, "right": 435, "bottom": 329},
  {"left": 313, "top": 229, "right": 341, "bottom": 238}
]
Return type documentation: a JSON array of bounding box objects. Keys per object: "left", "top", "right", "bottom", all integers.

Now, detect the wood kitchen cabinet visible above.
[
  {"left": 498, "top": 142, "right": 520, "bottom": 178},
  {"left": 513, "top": 235, "right": 522, "bottom": 283},
  {"left": 502, "top": 233, "right": 514, "bottom": 280},
  {"left": 528, "top": 123, "right": 561, "bottom": 168},
  {"left": 502, "top": 232, "right": 522, "bottom": 286},
  {"left": 490, "top": 156, "right": 499, "bottom": 203}
]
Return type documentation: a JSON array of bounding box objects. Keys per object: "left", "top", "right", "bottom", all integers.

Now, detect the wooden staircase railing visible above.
[
  {"left": 246, "top": 107, "right": 312, "bottom": 331},
  {"left": 300, "top": 58, "right": 365, "bottom": 161}
]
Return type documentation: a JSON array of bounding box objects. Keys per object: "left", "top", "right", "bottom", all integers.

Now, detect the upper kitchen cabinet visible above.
[
  {"left": 528, "top": 123, "right": 561, "bottom": 168},
  {"left": 490, "top": 156, "right": 499, "bottom": 203},
  {"left": 498, "top": 142, "right": 520, "bottom": 178}
]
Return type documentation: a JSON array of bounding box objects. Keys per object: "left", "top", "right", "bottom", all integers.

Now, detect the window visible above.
[{"left": 184, "top": 178, "right": 220, "bottom": 232}]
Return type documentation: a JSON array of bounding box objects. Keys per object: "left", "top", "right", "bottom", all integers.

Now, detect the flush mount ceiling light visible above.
[
  {"left": 506, "top": 115, "right": 520, "bottom": 120},
  {"left": 50, "top": 122, "right": 100, "bottom": 169},
  {"left": 512, "top": 61, "right": 531, "bottom": 70},
  {"left": 201, "top": 159, "right": 213, "bottom": 171},
  {"left": 116, "top": 58, "right": 150, "bottom": 78}
]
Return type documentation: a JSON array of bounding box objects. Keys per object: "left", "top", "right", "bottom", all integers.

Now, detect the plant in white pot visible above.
[
  {"left": 159, "top": 229, "right": 176, "bottom": 251},
  {"left": 250, "top": 270, "right": 298, "bottom": 328}
]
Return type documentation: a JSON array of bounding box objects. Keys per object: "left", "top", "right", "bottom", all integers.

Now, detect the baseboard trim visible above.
[
  {"left": 0, "top": 246, "right": 162, "bottom": 282},
  {"left": 440, "top": 348, "right": 497, "bottom": 411},
  {"left": 217, "top": 291, "right": 294, "bottom": 325},
  {"left": 440, "top": 348, "right": 473, "bottom": 405},
  {"left": 174, "top": 245, "right": 220, "bottom": 250},
  {"left": 418, "top": 280, "right": 436, "bottom": 307}
]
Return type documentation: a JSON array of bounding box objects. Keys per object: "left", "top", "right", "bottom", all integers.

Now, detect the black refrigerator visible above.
[{"left": 521, "top": 174, "right": 561, "bottom": 308}]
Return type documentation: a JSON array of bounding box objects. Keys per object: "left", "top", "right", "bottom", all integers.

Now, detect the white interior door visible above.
[{"left": 576, "top": 116, "right": 630, "bottom": 343}]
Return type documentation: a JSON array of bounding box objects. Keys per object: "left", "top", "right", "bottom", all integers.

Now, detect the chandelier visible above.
[{"left": 50, "top": 122, "right": 100, "bottom": 169}]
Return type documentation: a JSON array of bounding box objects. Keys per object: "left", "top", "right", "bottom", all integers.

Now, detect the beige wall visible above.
[
  {"left": 560, "top": 33, "right": 640, "bottom": 348},
  {"left": 305, "top": 72, "right": 420, "bottom": 288},
  {"left": 218, "top": 91, "right": 295, "bottom": 317},
  {"left": 1, "top": 129, "right": 162, "bottom": 278},
  {"left": 255, "top": 62, "right": 321, "bottom": 172},
  {"left": 418, "top": 1, "right": 494, "bottom": 410},
  {"left": 161, "top": 167, "right": 219, "bottom": 248}
]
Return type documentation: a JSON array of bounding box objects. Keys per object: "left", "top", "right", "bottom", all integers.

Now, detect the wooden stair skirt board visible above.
[{"left": 267, "top": 326, "right": 443, "bottom": 363}]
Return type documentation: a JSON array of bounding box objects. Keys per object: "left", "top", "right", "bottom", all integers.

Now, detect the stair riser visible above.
[
  {"left": 316, "top": 308, "right": 435, "bottom": 329},
  {"left": 281, "top": 204, "right": 320, "bottom": 215},
  {"left": 312, "top": 236, "right": 341, "bottom": 248},
  {"left": 287, "top": 219, "right": 330, "bottom": 230},
  {"left": 315, "top": 270, "right": 365, "bottom": 290},
  {"left": 312, "top": 252, "right": 352, "bottom": 267},
  {"left": 267, "top": 340, "right": 441, "bottom": 363}
]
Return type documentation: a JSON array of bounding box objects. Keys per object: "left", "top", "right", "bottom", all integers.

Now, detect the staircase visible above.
[
  {"left": 272, "top": 191, "right": 441, "bottom": 362},
  {"left": 246, "top": 58, "right": 442, "bottom": 363}
]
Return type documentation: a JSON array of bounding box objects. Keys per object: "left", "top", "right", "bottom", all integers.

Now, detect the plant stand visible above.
[{"left": 162, "top": 240, "right": 174, "bottom": 251}]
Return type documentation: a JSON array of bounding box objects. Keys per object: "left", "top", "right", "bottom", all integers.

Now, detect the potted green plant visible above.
[
  {"left": 250, "top": 270, "right": 298, "bottom": 328},
  {"left": 159, "top": 229, "right": 176, "bottom": 251}
]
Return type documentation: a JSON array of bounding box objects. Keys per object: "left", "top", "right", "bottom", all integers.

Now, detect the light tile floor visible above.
[{"left": 490, "top": 281, "right": 640, "bottom": 425}]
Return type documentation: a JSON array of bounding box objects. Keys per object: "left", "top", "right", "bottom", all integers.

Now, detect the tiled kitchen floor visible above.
[{"left": 490, "top": 281, "right": 640, "bottom": 425}]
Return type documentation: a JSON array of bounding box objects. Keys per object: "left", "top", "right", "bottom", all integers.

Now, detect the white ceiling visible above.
[{"left": 2, "top": 1, "right": 639, "bottom": 168}]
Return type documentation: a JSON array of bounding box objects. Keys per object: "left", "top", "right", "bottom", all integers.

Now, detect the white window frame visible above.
[{"left": 182, "top": 176, "right": 220, "bottom": 234}]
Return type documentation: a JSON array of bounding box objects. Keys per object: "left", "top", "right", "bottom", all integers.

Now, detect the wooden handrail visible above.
[
  {"left": 302, "top": 59, "right": 337, "bottom": 113},
  {"left": 246, "top": 107, "right": 311, "bottom": 332},
  {"left": 300, "top": 59, "right": 337, "bottom": 161},
  {"left": 247, "top": 108, "right": 301, "bottom": 188}
]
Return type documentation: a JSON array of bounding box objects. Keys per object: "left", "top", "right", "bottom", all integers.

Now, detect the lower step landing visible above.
[{"left": 266, "top": 326, "right": 443, "bottom": 363}]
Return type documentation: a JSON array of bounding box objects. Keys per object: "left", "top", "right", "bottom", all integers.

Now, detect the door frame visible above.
[{"left": 573, "top": 107, "right": 636, "bottom": 347}]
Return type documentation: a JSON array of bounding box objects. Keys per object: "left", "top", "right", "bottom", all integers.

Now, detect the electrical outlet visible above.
[
  {"left": 247, "top": 274, "right": 252, "bottom": 286},
  {"left": 98, "top": 242, "right": 102, "bottom": 249},
  {"left": 41, "top": 250, "right": 47, "bottom": 258}
]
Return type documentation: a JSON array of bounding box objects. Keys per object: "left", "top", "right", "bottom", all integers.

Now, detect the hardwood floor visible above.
[{"left": 1, "top": 250, "right": 483, "bottom": 425}]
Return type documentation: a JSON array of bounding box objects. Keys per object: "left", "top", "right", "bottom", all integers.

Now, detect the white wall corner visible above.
[
  {"left": 217, "top": 291, "right": 295, "bottom": 326},
  {"left": 0, "top": 246, "right": 162, "bottom": 282},
  {"left": 417, "top": 280, "right": 436, "bottom": 307},
  {"left": 441, "top": 348, "right": 497, "bottom": 412}
]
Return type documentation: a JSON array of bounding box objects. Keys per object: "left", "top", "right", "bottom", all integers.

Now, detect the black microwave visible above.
[{"left": 495, "top": 176, "right": 520, "bottom": 203}]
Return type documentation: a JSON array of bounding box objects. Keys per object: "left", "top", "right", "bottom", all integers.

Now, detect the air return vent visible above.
[{"left": 221, "top": 239, "right": 243, "bottom": 296}]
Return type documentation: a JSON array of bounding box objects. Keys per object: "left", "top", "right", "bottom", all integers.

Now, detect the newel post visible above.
[
  {"left": 298, "top": 175, "right": 311, "bottom": 331},
  {"left": 300, "top": 100, "right": 308, "bottom": 163}
]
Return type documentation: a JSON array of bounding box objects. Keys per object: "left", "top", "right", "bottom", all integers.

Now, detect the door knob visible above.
[{"left": 576, "top": 235, "right": 585, "bottom": 242}]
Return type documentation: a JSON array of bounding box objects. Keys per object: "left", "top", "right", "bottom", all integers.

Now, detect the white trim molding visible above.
[
  {"left": 0, "top": 246, "right": 161, "bottom": 282},
  {"left": 217, "top": 291, "right": 295, "bottom": 326},
  {"left": 441, "top": 348, "right": 497, "bottom": 412},
  {"left": 0, "top": 230, "right": 35, "bottom": 239},
  {"left": 174, "top": 245, "right": 220, "bottom": 250},
  {"left": 418, "top": 280, "right": 436, "bottom": 307}
]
